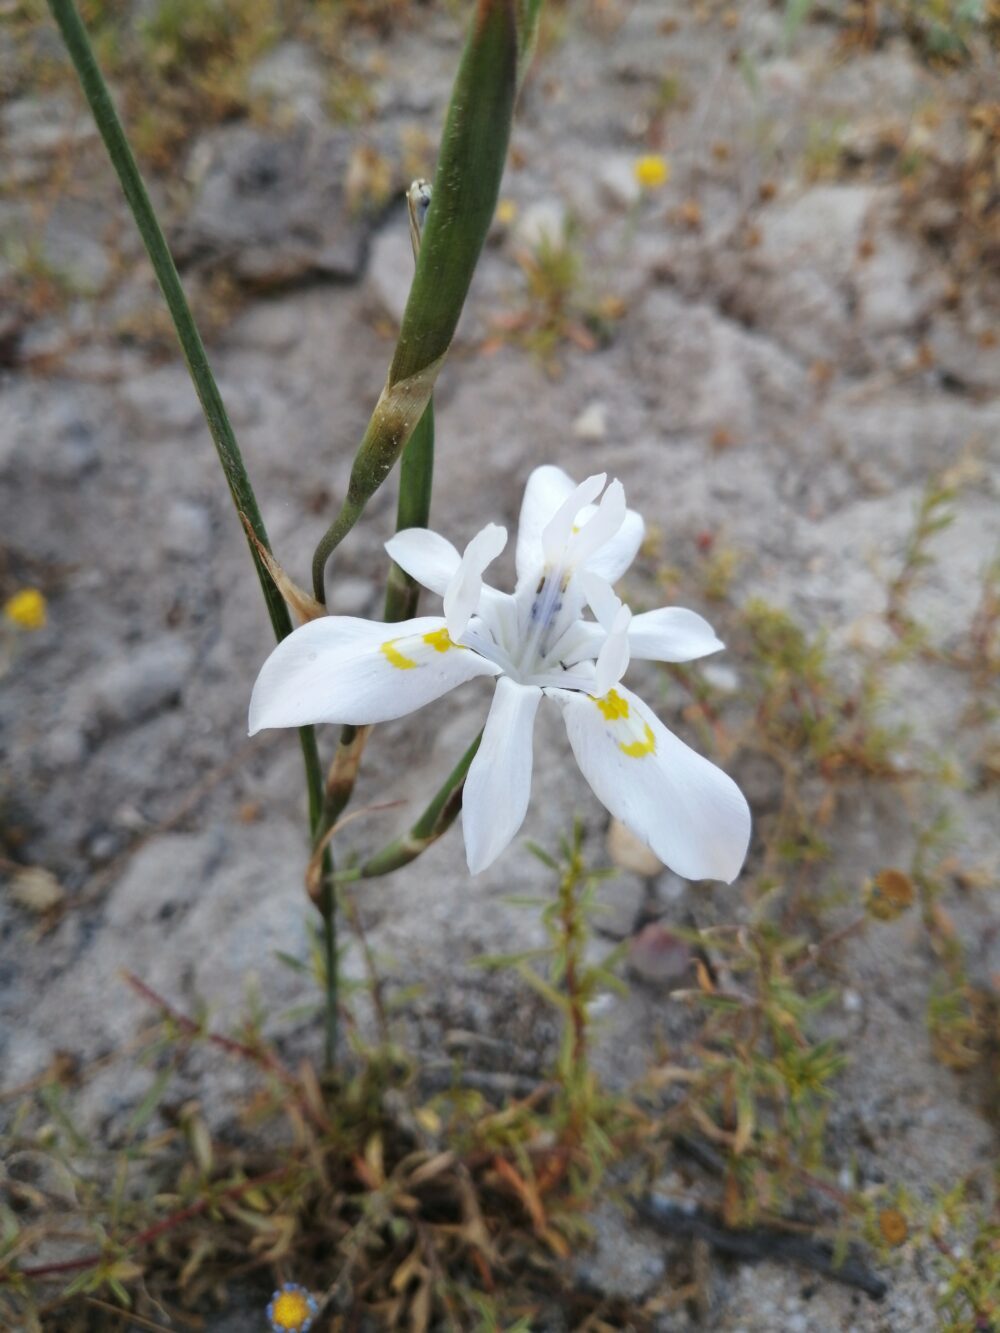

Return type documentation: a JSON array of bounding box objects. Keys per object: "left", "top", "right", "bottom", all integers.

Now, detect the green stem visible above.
[
  {"left": 48, "top": 0, "right": 337, "bottom": 1068},
  {"left": 47, "top": 1, "right": 281, "bottom": 639},
  {"left": 337, "top": 730, "right": 483, "bottom": 883},
  {"left": 319, "top": 882, "right": 337, "bottom": 1070},
  {"left": 384, "top": 401, "right": 435, "bottom": 623},
  {"left": 311, "top": 495, "right": 367, "bottom": 604},
  {"left": 413, "top": 730, "right": 481, "bottom": 839}
]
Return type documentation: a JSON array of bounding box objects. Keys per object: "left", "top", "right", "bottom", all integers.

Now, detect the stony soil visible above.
[{"left": 2, "top": 2, "right": 999, "bottom": 1329}]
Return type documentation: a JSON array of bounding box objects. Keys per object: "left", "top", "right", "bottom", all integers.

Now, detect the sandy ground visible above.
[{"left": 2, "top": 2, "right": 999, "bottom": 1329}]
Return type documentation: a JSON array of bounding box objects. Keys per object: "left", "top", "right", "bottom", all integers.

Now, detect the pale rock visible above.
[
  {"left": 513, "top": 199, "right": 568, "bottom": 253},
  {"left": 572, "top": 401, "right": 609, "bottom": 442},
  {"left": 331, "top": 576, "right": 376, "bottom": 617},
  {"left": 2, "top": 824, "right": 313, "bottom": 1098},
  {"left": 592, "top": 870, "right": 647, "bottom": 939},
  {"left": 759, "top": 57, "right": 809, "bottom": 98},
  {"left": 246, "top": 42, "right": 326, "bottom": 122},
  {"left": 0, "top": 93, "right": 97, "bottom": 186},
  {"left": 174, "top": 123, "right": 381, "bottom": 284},
  {"left": 928, "top": 315, "right": 1000, "bottom": 395},
  {"left": 597, "top": 155, "right": 642, "bottom": 210},
  {"left": 41, "top": 725, "right": 88, "bottom": 771},
  {"left": 228, "top": 297, "right": 307, "bottom": 353},
  {"left": 162, "top": 499, "right": 213, "bottom": 559},
  {"left": 572, "top": 1201, "right": 666, "bottom": 1301},
  {"left": 732, "top": 751, "right": 784, "bottom": 814},
  {"left": 3, "top": 388, "right": 103, "bottom": 482},
  {"left": 87, "top": 830, "right": 122, "bottom": 863},
  {"left": 8, "top": 867, "right": 65, "bottom": 915},
  {"left": 658, "top": 873, "right": 689, "bottom": 904},
  {"left": 113, "top": 804, "right": 151, "bottom": 833},
  {"left": 607, "top": 817, "right": 663, "bottom": 877},
  {"left": 50, "top": 416, "right": 100, "bottom": 482},
  {"left": 367, "top": 223, "right": 414, "bottom": 327},
  {"left": 118, "top": 366, "right": 203, "bottom": 433},
  {"left": 630, "top": 289, "right": 810, "bottom": 434},
  {"left": 856, "top": 234, "right": 939, "bottom": 335},
  {"left": 757, "top": 184, "right": 877, "bottom": 284},
  {"left": 701, "top": 662, "right": 740, "bottom": 693},
  {"left": 753, "top": 266, "right": 854, "bottom": 365},
  {"left": 42, "top": 227, "right": 111, "bottom": 297},
  {"left": 84, "top": 637, "right": 195, "bottom": 730}
]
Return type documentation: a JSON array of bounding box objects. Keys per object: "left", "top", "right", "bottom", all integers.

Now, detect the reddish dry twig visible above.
[
  {"left": 123, "top": 971, "right": 288, "bottom": 1073},
  {"left": 121, "top": 971, "right": 330, "bottom": 1133}
]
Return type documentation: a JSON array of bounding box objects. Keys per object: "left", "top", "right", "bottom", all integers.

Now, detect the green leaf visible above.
[
  {"left": 273, "top": 950, "right": 311, "bottom": 976},
  {"left": 517, "top": 963, "right": 570, "bottom": 1013},
  {"left": 125, "top": 1066, "right": 172, "bottom": 1138},
  {"left": 312, "top": 0, "right": 531, "bottom": 599},
  {"left": 394, "top": 1, "right": 518, "bottom": 384},
  {"left": 783, "top": 0, "right": 814, "bottom": 47},
  {"left": 473, "top": 947, "right": 550, "bottom": 969},
  {"left": 525, "top": 841, "right": 560, "bottom": 870}
]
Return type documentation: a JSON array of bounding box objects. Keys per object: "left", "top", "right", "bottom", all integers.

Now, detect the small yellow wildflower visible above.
[
  {"left": 495, "top": 197, "right": 518, "bottom": 226},
  {"left": 634, "top": 154, "right": 670, "bottom": 190},
  {"left": 267, "top": 1284, "right": 318, "bottom": 1333},
  {"left": 4, "top": 588, "right": 47, "bottom": 631}
]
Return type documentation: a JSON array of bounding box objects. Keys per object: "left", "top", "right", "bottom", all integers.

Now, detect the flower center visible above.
[
  {"left": 514, "top": 566, "right": 572, "bottom": 677},
  {"left": 267, "top": 1284, "right": 317, "bottom": 1333}
]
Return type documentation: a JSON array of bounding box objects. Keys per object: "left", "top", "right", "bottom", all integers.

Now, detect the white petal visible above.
[
  {"left": 554, "top": 684, "right": 750, "bottom": 883},
  {"left": 565, "top": 479, "right": 625, "bottom": 568},
  {"left": 628, "top": 607, "right": 724, "bottom": 662},
  {"left": 582, "top": 571, "right": 622, "bottom": 631},
  {"left": 385, "top": 528, "right": 461, "bottom": 596},
  {"left": 462, "top": 678, "right": 541, "bottom": 874},
  {"left": 444, "top": 523, "right": 507, "bottom": 640},
  {"left": 584, "top": 507, "right": 644, "bottom": 583},
  {"left": 593, "top": 604, "right": 632, "bottom": 697},
  {"left": 542, "top": 473, "right": 606, "bottom": 564},
  {"left": 475, "top": 586, "right": 520, "bottom": 659},
  {"left": 249, "top": 615, "right": 499, "bottom": 732},
  {"left": 515, "top": 465, "right": 577, "bottom": 583},
  {"left": 547, "top": 618, "right": 602, "bottom": 668}
]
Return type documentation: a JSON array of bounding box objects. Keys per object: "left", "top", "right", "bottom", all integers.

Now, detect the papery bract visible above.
[{"left": 250, "top": 466, "right": 751, "bottom": 881}]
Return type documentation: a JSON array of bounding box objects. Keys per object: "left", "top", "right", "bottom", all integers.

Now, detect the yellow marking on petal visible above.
[
  {"left": 422, "top": 627, "right": 454, "bottom": 653},
  {"left": 620, "top": 722, "right": 656, "bottom": 759},
  {"left": 380, "top": 638, "right": 417, "bottom": 670},
  {"left": 595, "top": 688, "right": 630, "bottom": 721}
]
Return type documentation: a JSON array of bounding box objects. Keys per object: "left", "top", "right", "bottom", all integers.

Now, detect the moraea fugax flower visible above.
[{"left": 250, "top": 467, "right": 751, "bottom": 881}]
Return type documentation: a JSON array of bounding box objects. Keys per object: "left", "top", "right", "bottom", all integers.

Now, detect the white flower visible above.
[{"left": 249, "top": 466, "right": 751, "bottom": 881}]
